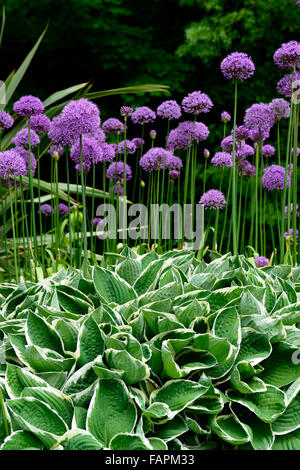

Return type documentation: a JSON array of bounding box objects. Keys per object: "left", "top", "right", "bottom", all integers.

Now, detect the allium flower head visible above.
[
  {"left": 167, "top": 121, "right": 209, "bottom": 151},
  {"left": 285, "top": 203, "right": 299, "bottom": 219},
  {"left": 221, "top": 111, "right": 231, "bottom": 123},
  {"left": 277, "top": 72, "right": 300, "bottom": 98},
  {"left": 48, "top": 144, "right": 64, "bottom": 157},
  {"left": 13, "top": 95, "right": 44, "bottom": 117},
  {"left": 236, "top": 142, "right": 254, "bottom": 161},
  {"left": 262, "top": 165, "right": 290, "bottom": 190},
  {"left": 157, "top": 100, "right": 181, "bottom": 120},
  {"left": 12, "top": 128, "right": 40, "bottom": 148},
  {"left": 14, "top": 146, "right": 37, "bottom": 176},
  {"left": 118, "top": 140, "right": 136, "bottom": 155},
  {"left": 221, "top": 135, "right": 238, "bottom": 152},
  {"left": 102, "top": 118, "right": 124, "bottom": 135},
  {"left": 221, "top": 52, "right": 255, "bottom": 80},
  {"left": 39, "top": 204, "right": 52, "bottom": 216},
  {"left": 273, "top": 41, "right": 300, "bottom": 70},
  {"left": 131, "top": 106, "right": 156, "bottom": 125},
  {"left": 120, "top": 106, "right": 133, "bottom": 118},
  {"left": 244, "top": 103, "right": 275, "bottom": 131},
  {"left": 0, "top": 111, "right": 14, "bottom": 129},
  {"left": 262, "top": 144, "right": 275, "bottom": 157},
  {"left": 100, "top": 143, "right": 116, "bottom": 162},
  {"left": 284, "top": 228, "right": 298, "bottom": 242},
  {"left": 199, "top": 189, "right": 226, "bottom": 210},
  {"left": 29, "top": 114, "right": 51, "bottom": 133},
  {"left": 0, "top": 149, "right": 27, "bottom": 180},
  {"left": 106, "top": 161, "right": 132, "bottom": 182},
  {"left": 182, "top": 91, "right": 213, "bottom": 115},
  {"left": 58, "top": 203, "right": 68, "bottom": 215},
  {"left": 211, "top": 152, "right": 232, "bottom": 168},
  {"left": 139, "top": 147, "right": 172, "bottom": 171},
  {"left": 239, "top": 159, "right": 256, "bottom": 178},
  {"left": 132, "top": 137, "right": 144, "bottom": 149},
  {"left": 232, "top": 125, "right": 250, "bottom": 141},
  {"left": 93, "top": 217, "right": 104, "bottom": 228},
  {"left": 150, "top": 130, "right": 157, "bottom": 139},
  {"left": 166, "top": 155, "right": 183, "bottom": 170},
  {"left": 269, "top": 98, "right": 290, "bottom": 121},
  {"left": 169, "top": 169, "right": 179, "bottom": 183},
  {"left": 249, "top": 127, "right": 270, "bottom": 143},
  {"left": 255, "top": 256, "right": 269, "bottom": 268},
  {"left": 70, "top": 135, "right": 104, "bottom": 172}
]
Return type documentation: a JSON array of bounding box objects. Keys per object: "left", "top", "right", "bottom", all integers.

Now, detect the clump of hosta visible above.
[{"left": 0, "top": 251, "right": 300, "bottom": 450}]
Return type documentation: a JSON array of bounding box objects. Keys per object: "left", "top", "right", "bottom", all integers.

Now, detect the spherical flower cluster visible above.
[
  {"left": 169, "top": 169, "right": 179, "bottom": 183},
  {"left": 262, "top": 144, "right": 275, "bottom": 157},
  {"left": 0, "top": 149, "right": 27, "bottom": 180},
  {"left": 30, "top": 114, "right": 51, "bottom": 134},
  {"left": 117, "top": 140, "right": 136, "bottom": 155},
  {"left": 221, "top": 135, "right": 238, "bottom": 152},
  {"left": 132, "top": 137, "right": 145, "bottom": 149},
  {"left": 269, "top": 98, "right": 290, "bottom": 121},
  {"left": 58, "top": 203, "right": 69, "bottom": 215},
  {"left": 70, "top": 135, "right": 104, "bottom": 172},
  {"left": 167, "top": 121, "right": 209, "bottom": 151},
  {"left": 48, "top": 144, "right": 64, "bottom": 157},
  {"left": 120, "top": 106, "right": 133, "bottom": 117},
  {"left": 273, "top": 41, "right": 300, "bottom": 70},
  {"left": 236, "top": 142, "right": 254, "bottom": 161},
  {"left": 139, "top": 147, "right": 172, "bottom": 171},
  {"left": 211, "top": 152, "right": 233, "bottom": 168},
  {"left": 11, "top": 128, "right": 40, "bottom": 148},
  {"left": 249, "top": 127, "right": 270, "bottom": 143},
  {"left": 100, "top": 143, "right": 116, "bottom": 162},
  {"left": 292, "top": 147, "right": 300, "bottom": 156},
  {"left": 166, "top": 155, "right": 183, "bottom": 170},
  {"left": 262, "top": 165, "right": 290, "bottom": 190},
  {"left": 255, "top": 256, "right": 269, "bottom": 268},
  {"left": 199, "top": 189, "right": 226, "bottom": 210},
  {"left": 102, "top": 118, "right": 124, "bottom": 135},
  {"left": 106, "top": 161, "right": 132, "bottom": 182},
  {"left": 284, "top": 228, "right": 299, "bottom": 242},
  {"left": 277, "top": 71, "right": 300, "bottom": 98},
  {"left": 157, "top": 100, "right": 181, "bottom": 120},
  {"left": 239, "top": 159, "right": 256, "bottom": 178},
  {"left": 93, "top": 217, "right": 104, "bottom": 228},
  {"left": 244, "top": 103, "right": 275, "bottom": 131},
  {"left": 221, "top": 111, "right": 231, "bottom": 123},
  {"left": 131, "top": 106, "right": 156, "bottom": 125},
  {"left": 182, "top": 91, "right": 213, "bottom": 115},
  {"left": 15, "top": 146, "right": 37, "bottom": 176},
  {"left": 232, "top": 125, "right": 250, "bottom": 141},
  {"left": 39, "top": 204, "right": 52, "bottom": 216},
  {"left": 285, "top": 203, "right": 299, "bottom": 219},
  {"left": 0, "top": 111, "right": 14, "bottom": 130},
  {"left": 220, "top": 52, "right": 255, "bottom": 80},
  {"left": 13, "top": 95, "right": 44, "bottom": 117}
]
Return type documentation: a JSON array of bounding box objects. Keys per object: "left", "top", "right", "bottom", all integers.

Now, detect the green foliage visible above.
[{"left": 0, "top": 250, "right": 300, "bottom": 449}]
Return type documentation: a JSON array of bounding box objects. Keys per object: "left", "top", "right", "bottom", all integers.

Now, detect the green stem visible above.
[
  {"left": 231, "top": 79, "right": 238, "bottom": 255},
  {"left": 79, "top": 135, "right": 88, "bottom": 277}
]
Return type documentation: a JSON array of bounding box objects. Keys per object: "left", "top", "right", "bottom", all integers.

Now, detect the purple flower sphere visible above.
[
  {"left": 12, "top": 128, "right": 40, "bottom": 148},
  {"left": 58, "top": 203, "right": 69, "bottom": 216},
  {"left": 273, "top": 41, "right": 300, "bottom": 70},
  {"left": 70, "top": 135, "right": 104, "bottom": 172},
  {"left": 132, "top": 137, "right": 145, "bottom": 149},
  {"left": 244, "top": 103, "right": 275, "bottom": 131},
  {"left": 14, "top": 146, "right": 37, "bottom": 176},
  {"left": 139, "top": 147, "right": 172, "bottom": 171},
  {"left": 93, "top": 217, "right": 104, "bottom": 228},
  {"left": 131, "top": 106, "right": 156, "bottom": 125},
  {"left": 239, "top": 159, "right": 256, "bottom": 178},
  {"left": 232, "top": 125, "right": 250, "bottom": 141},
  {"left": 255, "top": 256, "right": 269, "bottom": 268},
  {"left": 269, "top": 98, "right": 290, "bottom": 121},
  {"left": 40, "top": 204, "right": 53, "bottom": 216},
  {"left": 29, "top": 114, "right": 51, "bottom": 134},
  {"left": 102, "top": 118, "right": 124, "bottom": 135},
  {"left": 221, "top": 52, "right": 255, "bottom": 80},
  {"left": 221, "top": 111, "right": 231, "bottom": 123},
  {"left": 211, "top": 152, "right": 233, "bottom": 168},
  {"left": 277, "top": 72, "right": 300, "bottom": 98},
  {"left": 120, "top": 106, "right": 133, "bottom": 118},
  {"left": 157, "top": 100, "right": 181, "bottom": 120},
  {"left": 236, "top": 142, "right": 254, "bottom": 161},
  {"left": 100, "top": 143, "right": 116, "bottom": 162},
  {"left": 13, "top": 95, "right": 44, "bottom": 117},
  {"left": 166, "top": 155, "right": 183, "bottom": 170},
  {"left": 182, "top": 91, "right": 213, "bottom": 115},
  {"left": 118, "top": 140, "right": 136, "bottom": 155},
  {"left": 262, "top": 165, "right": 290, "bottom": 191},
  {"left": 0, "top": 111, "right": 14, "bottom": 130},
  {"left": 106, "top": 161, "right": 132, "bottom": 182},
  {"left": 249, "top": 127, "right": 270, "bottom": 143},
  {"left": 0, "top": 149, "right": 27, "bottom": 180},
  {"left": 262, "top": 144, "right": 275, "bottom": 157},
  {"left": 199, "top": 189, "right": 226, "bottom": 210}
]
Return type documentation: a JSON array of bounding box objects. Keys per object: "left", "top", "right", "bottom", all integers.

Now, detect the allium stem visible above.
[
  {"left": 240, "top": 179, "right": 250, "bottom": 253},
  {"left": 292, "top": 104, "right": 299, "bottom": 265},
  {"left": 255, "top": 142, "right": 259, "bottom": 252},
  {"left": 65, "top": 151, "right": 73, "bottom": 268},
  {"left": 20, "top": 177, "right": 32, "bottom": 281},
  {"left": 54, "top": 155, "right": 60, "bottom": 271},
  {"left": 231, "top": 79, "right": 238, "bottom": 255},
  {"left": 79, "top": 134, "right": 88, "bottom": 277},
  {"left": 123, "top": 117, "right": 128, "bottom": 246},
  {"left": 219, "top": 168, "right": 232, "bottom": 253},
  {"left": 91, "top": 163, "right": 96, "bottom": 254},
  {"left": 0, "top": 181, "right": 11, "bottom": 281},
  {"left": 28, "top": 118, "right": 38, "bottom": 280},
  {"left": 277, "top": 122, "right": 281, "bottom": 166},
  {"left": 9, "top": 183, "right": 18, "bottom": 283},
  {"left": 37, "top": 147, "right": 45, "bottom": 271}
]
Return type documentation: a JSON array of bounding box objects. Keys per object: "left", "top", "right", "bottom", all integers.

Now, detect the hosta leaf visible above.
[
  {"left": 5, "top": 364, "right": 49, "bottom": 398},
  {"left": 209, "top": 414, "right": 249, "bottom": 445},
  {"left": 260, "top": 343, "right": 300, "bottom": 387},
  {"left": 174, "top": 299, "right": 210, "bottom": 328},
  {"left": 23, "top": 345, "right": 75, "bottom": 372},
  {"left": 213, "top": 307, "right": 241, "bottom": 347},
  {"left": 56, "top": 288, "right": 91, "bottom": 315},
  {"left": 26, "top": 311, "right": 63, "bottom": 354},
  {"left": 110, "top": 433, "right": 152, "bottom": 450},
  {"left": 271, "top": 394, "right": 300, "bottom": 435},
  {"left": 87, "top": 379, "right": 137, "bottom": 446},
  {"left": 116, "top": 257, "right": 142, "bottom": 285},
  {"left": 272, "top": 429, "right": 300, "bottom": 450},
  {"left": 134, "top": 259, "right": 164, "bottom": 295},
  {"left": 76, "top": 316, "right": 105, "bottom": 368},
  {"left": 231, "top": 361, "right": 267, "bottom": 394},
  {"left": 56, "top": 430, "right": 102, "bottom": 450},
  {"left": 72, "top": 407, "right": 87, "bottom": 430},
  {"left": 93, "top": 266, "right": 136, "bottom": 304},
  {"left": 154, "top": 415, "right": 188, "bottom": 441},
  {"left": 0, "top": 431, "right": 44, "bottom": 450},
  {"left": 105, "top": 349, "right": 150, "bottom": 385},
  {"left": 239, "top": 291, "right": 266, "bottom": 316},
  {"left": 236, "top": 328, "right": 271, "bottom": 365}
]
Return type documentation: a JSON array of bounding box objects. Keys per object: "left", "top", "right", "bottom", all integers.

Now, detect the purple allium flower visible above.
[
  {"left": 13, "top": 95, "right": 44, "bottom": 117},
  {"left": 70, "top": 135, "right": 104, "bottom": 172},
  {"left": 284, "top": 228, "right": 298, "bottom": 242},
  {"left": 14, "top": 146, "right": 37, "bottom": 176},
  {"left": 157, "top": 100, "right": 181, "bottom": 120},
  {"left": 249, "top": 127, "right": 270, "bottom": 143},
  {"left": 221, "top": 135, "right": 238, "bottom": 152},
  {"left": 262, "top": 144, "right": 275, "bottom": 157},
  {"left": 0, "top": 111, "right": 14, "bottom": 130},
  {"left": 244, "top": 103, "right": 275, "bottom": 132},
  {"left": 273, "top": 41, "right": 300, "bottom": 70},
  {"left": 90, "top": 128, "right": 106, "bottom": 144},
  {"left": 169, "top": 169, "right": 179, "bottom": 183},
  {"left": 150, "top": 130, "right": 157, "bottom": 139},
  {"left": 102, "top": 118, "right": 124, "bottom": 135},
  {"left": 292, "top": 147, "right": 300, "bottom": 156},
  {"left": 100, "top": 143, "right": 116, "bottom": 162},
  {"left": 182, "top": 91, "right": 213, "bottom": 115},
  {"left": 167, "top": 121, "right": 210, "bottom": 151},
  {"left": 239, "top": 159, "right": 256, "bottom": 178},
  {"left": 120, "top": 106, "right": 133, "bottom": 118},
  {"left": 29, "top": 114, "right": 51, "bottom": 134},
  {"left": 232, "top": 125, "right": 250, "bottom": 141},
  {"left": 48, "top": 144, "right": 64, "bottom": 157},
  {"left": 0, "top": 149, "right": 27, "bottom": 180},
  {"left": 220, "top": 52, "right": 255, "bottom": 80},
  {"left": 285, "top": 203, "right": 299, "bottom": 219},
  {"left": 58, "top": 203, "right": 68, "bottom": 215},
  {"left": 203, "top": 149, "right": 210, "bottom": 158},
  {"left": 132, "top": 137, "right": 145, "bottom": 149},
  {"left": 112, "top": 181, "right": 124, "bottom": 195},
  {"left": 262, "top": 165, "right": 290, "bottom": 190},
  {"left": 39, "top": 204, "right": 53, "bottom": 216},
  {"left": 93, "top": 217, "right": 104, "bottom": 228},
  {"left": 106, "top": 162, "right": 132, "bottom": 182},
  {"left": 221, "top": 111, "right": 231, "bottom": 124},
  {"left": 131, "top": 106, "right": 156, "bottom": 125},
  {"left": 139, "top": 147, "right": 172, "bottom": 171},
  {"left": 277, "top": 72, "right": 300, "bottom": 98},
  {"left": 199, "top": 189, "right": 226, "bottom": 210},
  {"left": 235, "top": 142, "right": 255, "bottom": 161},
  {"left": 269, "top": 98, "right": 290, "bottom": 121},
  {"left": 255, "top": 256, "right": 269, "bottom": 268},
  {"left": 166, "top": 155, "right": 183, "bottom": 170},
  {"left": 118, "top": 139, "right": 136, "bottom": 155},
  {"left": 11, "top": 128, "right": 40, "bottom": 148},
  {"left": 211, "top": 151, "right": 232, "bottom": 168}
]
